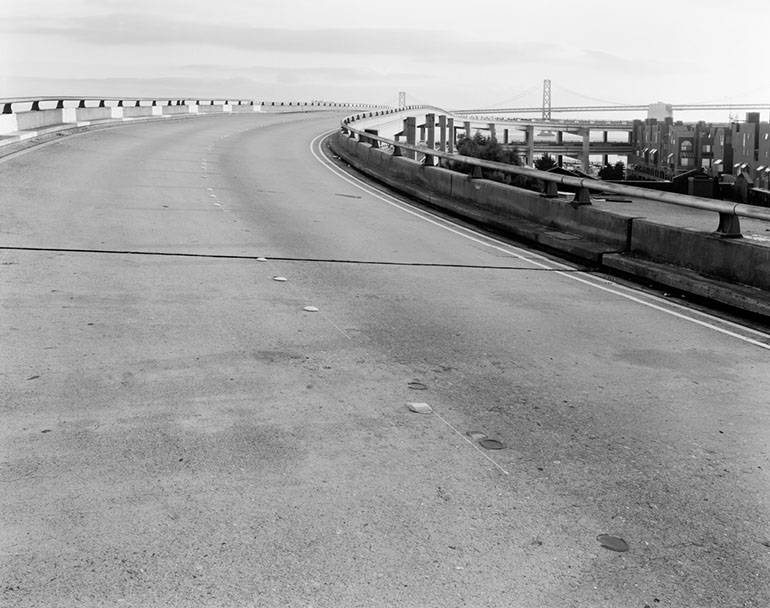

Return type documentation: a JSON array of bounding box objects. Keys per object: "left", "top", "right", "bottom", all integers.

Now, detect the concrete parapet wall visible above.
[
  {"left": 198, "top": 105, "right": 229, "bottom": 114},
  {"left": 334, "top": 132, "right": 632, "bottom": 250},
  {"left": 16, "top": 109, "right": 63, "bottom": 131},
  {"left": 0, "top": 114, "right": 18, "bottom": 135},
  {"left": 629, "top": 220, "right": 770, "bottom": 290},
  {"left": 74, "top": 108, "right": 114, "bottom": 122},
  {"left": 122, "top": 106, "right": 154, "bottom": 118},
  {"left": 332, "top": 130, "right": 770, "bottom": 301},
  {"left": 161, "top": 106, "right": 190, "bottom": 116}
]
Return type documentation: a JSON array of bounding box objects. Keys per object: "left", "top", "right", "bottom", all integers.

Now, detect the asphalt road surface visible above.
[{"left": 1, "top": 112, "right": 769, "bottom": 608}]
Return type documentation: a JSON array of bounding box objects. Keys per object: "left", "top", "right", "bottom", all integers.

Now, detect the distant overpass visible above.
[{"left": 453, "top": 103, "right": 769, "bottom": 116}]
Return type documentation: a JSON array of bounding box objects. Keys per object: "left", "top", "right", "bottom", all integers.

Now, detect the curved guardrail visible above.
[
  {"left": 0, "top": 96, "right": 395, "bottom": 147},
  {"left": 1, "top": 97, "right": 388, "bottom": 114},
  {"left": 340, "top": 109, "right": 770, "bottom": 237}
]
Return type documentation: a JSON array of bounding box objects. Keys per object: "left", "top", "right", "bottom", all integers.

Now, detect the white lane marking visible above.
[
  {"left": 309, "top": 130, "right": 770, "bottom": 352},
  {"left": 431, "top": 410, "right": 510, "bottom": 476},
  {"left": 262, "top": 257, "right": 351, "bottom": 340}
]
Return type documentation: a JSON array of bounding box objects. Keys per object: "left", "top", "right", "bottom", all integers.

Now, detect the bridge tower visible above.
[
  {"left": 542, "top": 79, "right": 552, "bottom": 121},
  {"left": 398, "top": 91, "right": 407, "bottom": 108}
]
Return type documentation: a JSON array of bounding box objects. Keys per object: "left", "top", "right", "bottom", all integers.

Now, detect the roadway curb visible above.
[{"left": 602, "top": 253, "right": 770, "bottom": 318}]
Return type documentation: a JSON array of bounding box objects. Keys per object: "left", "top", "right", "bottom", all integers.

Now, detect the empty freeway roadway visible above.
[{"left": 1, "top": 112, "right": 769, "bottom": 608}]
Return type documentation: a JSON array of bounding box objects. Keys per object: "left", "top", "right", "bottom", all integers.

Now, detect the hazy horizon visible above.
[{"left": 2, "top": 0, "right": 768, "bottom": 121}]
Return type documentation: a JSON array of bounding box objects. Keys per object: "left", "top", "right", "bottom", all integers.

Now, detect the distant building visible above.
[
  {"left": 629, "top": 112, "right": 770, "bottom": 204},
  {"left": 731, "top": 113, "right": 770, "bottom": 190}
]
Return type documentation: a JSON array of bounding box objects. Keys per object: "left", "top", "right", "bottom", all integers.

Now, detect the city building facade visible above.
[{"left": 629, "top": 113, "right": 770, "bottom": 202}]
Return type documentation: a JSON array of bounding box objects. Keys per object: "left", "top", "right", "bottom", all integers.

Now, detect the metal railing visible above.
[
  {"left": 340, "top": 109, "right": 770, "bottom": 237},
  {"left": 1, "top": 97, "right": 391, "bottom": 114}
]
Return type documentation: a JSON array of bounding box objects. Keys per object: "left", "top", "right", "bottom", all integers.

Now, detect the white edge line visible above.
[{"left": 309, "top": 129, "right": 770, "bottom": 352}]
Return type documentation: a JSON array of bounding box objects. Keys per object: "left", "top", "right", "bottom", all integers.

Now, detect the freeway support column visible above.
[
  {"left": 580, "top": 128, "right": 590, "bottom": 173},
  {"left": 464, "top": 121, "right": 471, "bottom": 140},
  {"left": 447, "top": 118, "right": 454, "bottom": 153},
  {"left": 425, "top": 113, "right": 436, "bottom": 166},
  {"left": 488, "top": 123, "right": 497, "bottom": 143},
  {"left": 526, "top": 125, "right": 535, "bottom": 166},
  {"left": 439, "top": 115, "right": 447, "bottom": 153},
  {"left": 404, "top": 116, "right": 416, "bottom": 160},
  {"left": 602, "top": 131, "right": 609, "bottom": 167}
]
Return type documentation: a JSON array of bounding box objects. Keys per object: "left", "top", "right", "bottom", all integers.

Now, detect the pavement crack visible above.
[{"left": 0, "top": 247, "right": 591, "bottom": 271}]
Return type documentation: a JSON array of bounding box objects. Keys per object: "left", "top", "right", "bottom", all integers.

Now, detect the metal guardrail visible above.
[
  {"left": 340, "top": 110, "right": 770, "bottom": 237},
  {"left": 0, "top": 97, "right": 392, "bottom": 114}
]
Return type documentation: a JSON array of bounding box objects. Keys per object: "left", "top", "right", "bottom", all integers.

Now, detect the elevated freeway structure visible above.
[
  {"left": 453, "top": 102, "right": 770, "bottom": 117},
  {"left": 1, "top": 103, "right": 769, "bottom": 608}
]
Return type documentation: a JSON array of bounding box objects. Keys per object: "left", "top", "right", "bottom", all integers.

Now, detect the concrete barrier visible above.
[
  {"left": 0, "top": 114, "right": 18, "bottom": 135},
  {"left": 333, "top": 132, "right": 633, "bottom": 256},
  {"left": 73, "top": 107, "right": 114, "bottom": 122},
  {"left": 161, "top": 106, "right": 190, "bottom": 116},
  {"left": 331, "top": 129, "right": 770, "bottom": 312},
  {"left": 232, "top": 104, "right": 258, "bottom": 114},
  {"left": 198, "top": 104, "right": 231, "bottom": 114},
  {"left": 628, "top": 220, "right": 770, "bottom": 290},
  {"left": 122, "top": 106, "right": 154, "bottom": 118},
  {"left": 16, "top": 109, "right": 64, "bottom": 131}
]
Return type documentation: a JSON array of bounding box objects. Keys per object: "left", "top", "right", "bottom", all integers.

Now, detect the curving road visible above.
[{"left": 1, "top": 112, "right": 769, "bottom": 608}]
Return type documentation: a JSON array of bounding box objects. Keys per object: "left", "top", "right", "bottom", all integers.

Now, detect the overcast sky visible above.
[{"left": 2, "top": 0, "right": 768, "bottom": 120}]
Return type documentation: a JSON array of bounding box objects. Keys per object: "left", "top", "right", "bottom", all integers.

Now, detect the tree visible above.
[
  {"left": 447, "top": 133, "right": 539, "bottom": 191},
  {"left": 598, "top": 161, "right": 626, "bottom": 181},
  {"left": 534, "top": 153, "right": 557, "bottom": 171}
]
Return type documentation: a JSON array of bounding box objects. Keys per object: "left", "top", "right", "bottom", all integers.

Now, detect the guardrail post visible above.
[
  {"left": 448, "top": 118, "right": 455, "bottom": 153},
  {"left": 573, "top": 187, "right": 592, "bottom": 205},
  {"left": 541, "top": 180, "right": 559, "bottom": 198},
  {"left": 404, "top": 116, "right": 417, "bottom": 160},
  {"left": 716, "top": 213, "right": 742, "bottom": 238},
  {"left": 424, "top": 113, "right": 436, "bottom": 166},
  {"left": 364, "top": 129, "right": 379, "bottom": 148}
]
